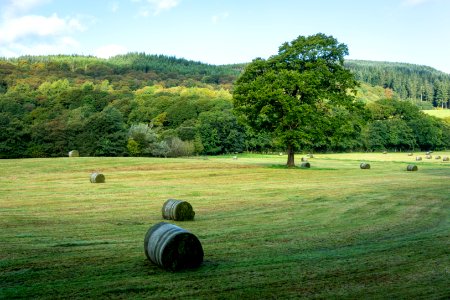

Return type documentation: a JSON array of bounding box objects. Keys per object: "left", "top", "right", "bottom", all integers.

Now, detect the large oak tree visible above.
[{"left": 233, "top": 33, "right": 361, "bottom": 166}]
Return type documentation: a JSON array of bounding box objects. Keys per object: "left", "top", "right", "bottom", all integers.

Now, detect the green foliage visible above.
[
  {"left": 346, "top": 60, "right": 450, "bottom": 108},
  {"left": 233, "top": 33, "right": 362, "bottom": 165}
]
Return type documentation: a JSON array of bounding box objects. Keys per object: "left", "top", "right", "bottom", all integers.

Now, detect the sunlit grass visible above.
[{"left": 0, "top": 154, "right": 449, "bottom": 299}]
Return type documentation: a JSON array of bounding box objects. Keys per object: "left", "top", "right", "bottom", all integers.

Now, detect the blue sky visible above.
[{"left": 1, "top": 0, "right": 449, "bottom": 73}]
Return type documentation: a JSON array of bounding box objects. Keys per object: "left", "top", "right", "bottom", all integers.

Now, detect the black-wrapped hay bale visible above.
[
  {"left": 144, "top": 222, "right": 203, "bottom": 271},
  {"left": 443, "top": 156, "right": 449, "bottom": 162},
  {"left": 360, "top": 163, "right": 371, "bottom": 169},
  {"left": 90, "top": 172, "right": 105, "bottom": 183},
  {"left": 162, "top": 199, "right": 195, "bottom": 221},
  {"left": 407, "top": 165, "right": 418, "bottom": 172},
  {"left": 300, "top": 162, "right": 310, "bottom": 168},
  {"left": 68, "top": 150, "right": 79, "bottom": 157}
]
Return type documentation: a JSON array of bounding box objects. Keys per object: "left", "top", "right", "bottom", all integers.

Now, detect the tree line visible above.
[
  {"left": 0, "top": 53, "right": 450, "bottom": 159},
  {"left": 345, "top": 60, "right": 450, "bottom": 109}
]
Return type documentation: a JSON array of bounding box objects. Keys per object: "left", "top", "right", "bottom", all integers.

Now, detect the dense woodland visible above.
[{"left": 1, "top": 53, "right": 449, "bottom": 158}]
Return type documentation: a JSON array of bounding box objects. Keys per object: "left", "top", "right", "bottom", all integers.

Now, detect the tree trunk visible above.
[{"left": 286, "top": 145, "right": 295, "bottom": 167}]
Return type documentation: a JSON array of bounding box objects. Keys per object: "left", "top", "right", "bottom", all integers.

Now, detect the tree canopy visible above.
[{"left": 233, "top": 33, "right": 362, "bottom": 166}]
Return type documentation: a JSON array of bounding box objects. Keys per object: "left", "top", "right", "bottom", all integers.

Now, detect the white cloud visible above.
[
  {"left": 94, "top": 44, "right": 128, "bottom": 58},
  {"left": 134, "top": 0, "right": 181, "bottom": 16},
  {"left": 402, "top": 0, "right": 434, "bottom": 6},
  {"left": 0, "top": 36, "right": 81, "bottom": 58},
  {"left": 0, "top": 14, "right": 85, "bottom": 44},
  {"left": 110, "top": 1, "right": 119, "bottom": 13},
  {"left": 211, "top": 12, "right": 229, "bottom": 24}
]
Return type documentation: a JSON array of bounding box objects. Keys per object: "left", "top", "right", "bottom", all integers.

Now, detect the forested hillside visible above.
[
  {"left": 1, "top": 54, "right": 449, "bottom": 158},
  {"left": 345, "top": 60, "right": 450, "bottom": 109}
]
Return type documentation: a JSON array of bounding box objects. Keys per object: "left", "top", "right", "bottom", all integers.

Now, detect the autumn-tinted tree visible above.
[{"left": 233, "top": 33, "right": 361, "bottom": 166}]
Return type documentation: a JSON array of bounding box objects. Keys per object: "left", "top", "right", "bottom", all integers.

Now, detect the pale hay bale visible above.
[
  {"left": 162, "top": 199, "right": 195, "bottom": 221},
  {"left": 407, "top": 165, "right": 418, "bottom": 171},
  {"left": 443, "top": 156, "right": 449, "bottom": 161},
  {"left": 144, "top": 222, "right": 203, "bottom": 271},
  {"left": 68, "top": 150, "right": 79, "bottom": 157},
  {"left": 360, "top": 162, "right": 371, "bottom": 169},
  {"left": 435, "top": 155, "right": 441, "bottom": 159},
  {"left": 300, "top": 162, "right": 310, "bottom": 168},
  {"left": 407, "top": 153, "right": 413, "bottom": 156},
  {"left": 301, "top": 157, "right": 308, "bottom": 162},
  {"left": 90, "top": 172, "right": 105, "bottom": 183},
  {"left": 425, "top": 155, "right": 432, "bottom": 159},
  {"left": 416, "top": 156, "right": 422, "bottom": 161}
]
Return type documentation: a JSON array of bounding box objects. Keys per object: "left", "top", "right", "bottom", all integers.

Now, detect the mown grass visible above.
[
  {"left": 423, "top": 109, "right": 450, "bottom": 119},
  {"left": 0, "top": 153, "right": 449, "bottom": 299}
]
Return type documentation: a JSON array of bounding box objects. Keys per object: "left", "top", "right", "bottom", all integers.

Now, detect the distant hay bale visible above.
[
  {"left": 68, "top": 150, "right": 79, "bottom": 157},
  {"left": 279, "top": 152, "right": 283, "bottom": 156},
  {"left": 435, "top": 155, "right": 441, "bottom": 159},
  {"left": 308, "top": 153, "right": 314, "bottom": 158},
  {"left": 383, "top": 151, "right": 387, "bottom": 154},
  {"left": 407, "top": 153, "right": 413, "bottom": 156},
  {"left": 360, "top": 162, "right": 371, "bottom": 169},
  {"left": 407, "top": 165, "right": 418, "bottom": 171},
  {"left": 426, "top": 151, "right": 431, "bottom": 155},
  {"left": 415, "top": 156, "right": 422, "bottom": 161},
  {"left": 443, "top": 156, "right": 449, "bottom": 161},
  {"left": 301, "top": 157, "right": 308, "bottom": 162},
  {"left": 90, "top": 172, "right": 105, "bottom": 183},
  {"left": 162, "top": 199, "right": 195, "bottom": 221},
  {"left": 300, "top": 162, "right": 310, "bottom": 168},
  {"left": 232, "top": 156, "right": 237, "bottom": 160},
  {"left": 425, "top": 155, "right": 432, "bottom": 159},
  {"left": 144, "top": 222, "right": 203, "bottom": 271}
]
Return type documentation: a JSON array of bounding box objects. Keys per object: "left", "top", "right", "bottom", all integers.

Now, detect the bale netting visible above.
[
  {"left": 144, "top": 222, "right": 203, "bottom": 271},
  {"left": 162, "top": 199, "right": 195, "bottom": 221},
  {"left": 443, "top": 156, "right": 449, "bottom": 161},
  {"left": 407, "top": 165, "right": 418, "bottom": 172},
  {"left": 68, "top": 150, "right": 79, "bottom": 157},
  {"left": 90, "top": 172, "right": 105, "bottom": 183},
  {"left": 360, "top": 163, "right": 371, "bottom": 169},
  {"left": 300, "top": 162, "right": 310, "bottom": 168}
]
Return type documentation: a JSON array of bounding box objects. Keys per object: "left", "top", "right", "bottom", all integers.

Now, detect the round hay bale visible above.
[
  {"left": 301, "top": 157, "right": 308, "bottom": 162},
  {"left": 407, "top": 165, "right": 418, "bottom": 172},
  {"left": 308, "top": 153, "right": 314, "bottom": 158},
  {"left": 434, "top": 155, "right": 441, "bottom": 159},
  {"left": 407, "top": 153, "right": 413, "bottom": 156},
  {"left": 162, "top": 199, "right": 195, "bottom": 221},
  {"left": 68, "top": 150, "right": 79, "bottom": 157},
  {"left": 232, "top": 156, "right": 237, "bottom": 160},
  {"left": 90, "top": 172, "right": 105, "bottom": 183},
  {"left": 425, "top": 155, "right": 432, "bottom": 159},
  {"left": 360, "top": 162, "right": 371, "bottom": 169},
  {"left": 300, "top": 162, "right": 310, "bottom": 168},
  {"left": 415, "top": 156, "right": 422, "bottom": 161},
  {"left": 383, "top": 151, "right": 387, "bottom": 154},
  {"left": 426, "top": 151, "right": 431, "bottom": 155},
  {"left": 443, "top": 156, "right": 449, "bottom": 161},
  {"left": 144, "top": 222, "right": 203, "bottom": 271}
]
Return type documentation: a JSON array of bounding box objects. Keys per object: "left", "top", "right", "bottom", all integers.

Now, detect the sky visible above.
[{"left": 0, "top": 0, "right": 449, "bottom": 74}]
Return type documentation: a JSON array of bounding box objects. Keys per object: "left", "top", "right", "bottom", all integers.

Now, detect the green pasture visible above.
[
  {"left": 423, "top": 109, "right": 450, "bottom": 119},
  {"left": 1, "top": 153, "right": 449, "bottom": 299}
]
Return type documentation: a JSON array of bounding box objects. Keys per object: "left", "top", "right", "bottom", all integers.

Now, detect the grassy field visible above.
[
  {"left": 423, "top": 109, "right": 450, "bottom": 119},
  {"left": 1, "top": 153, "right": 449, "bottom": 299}
]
